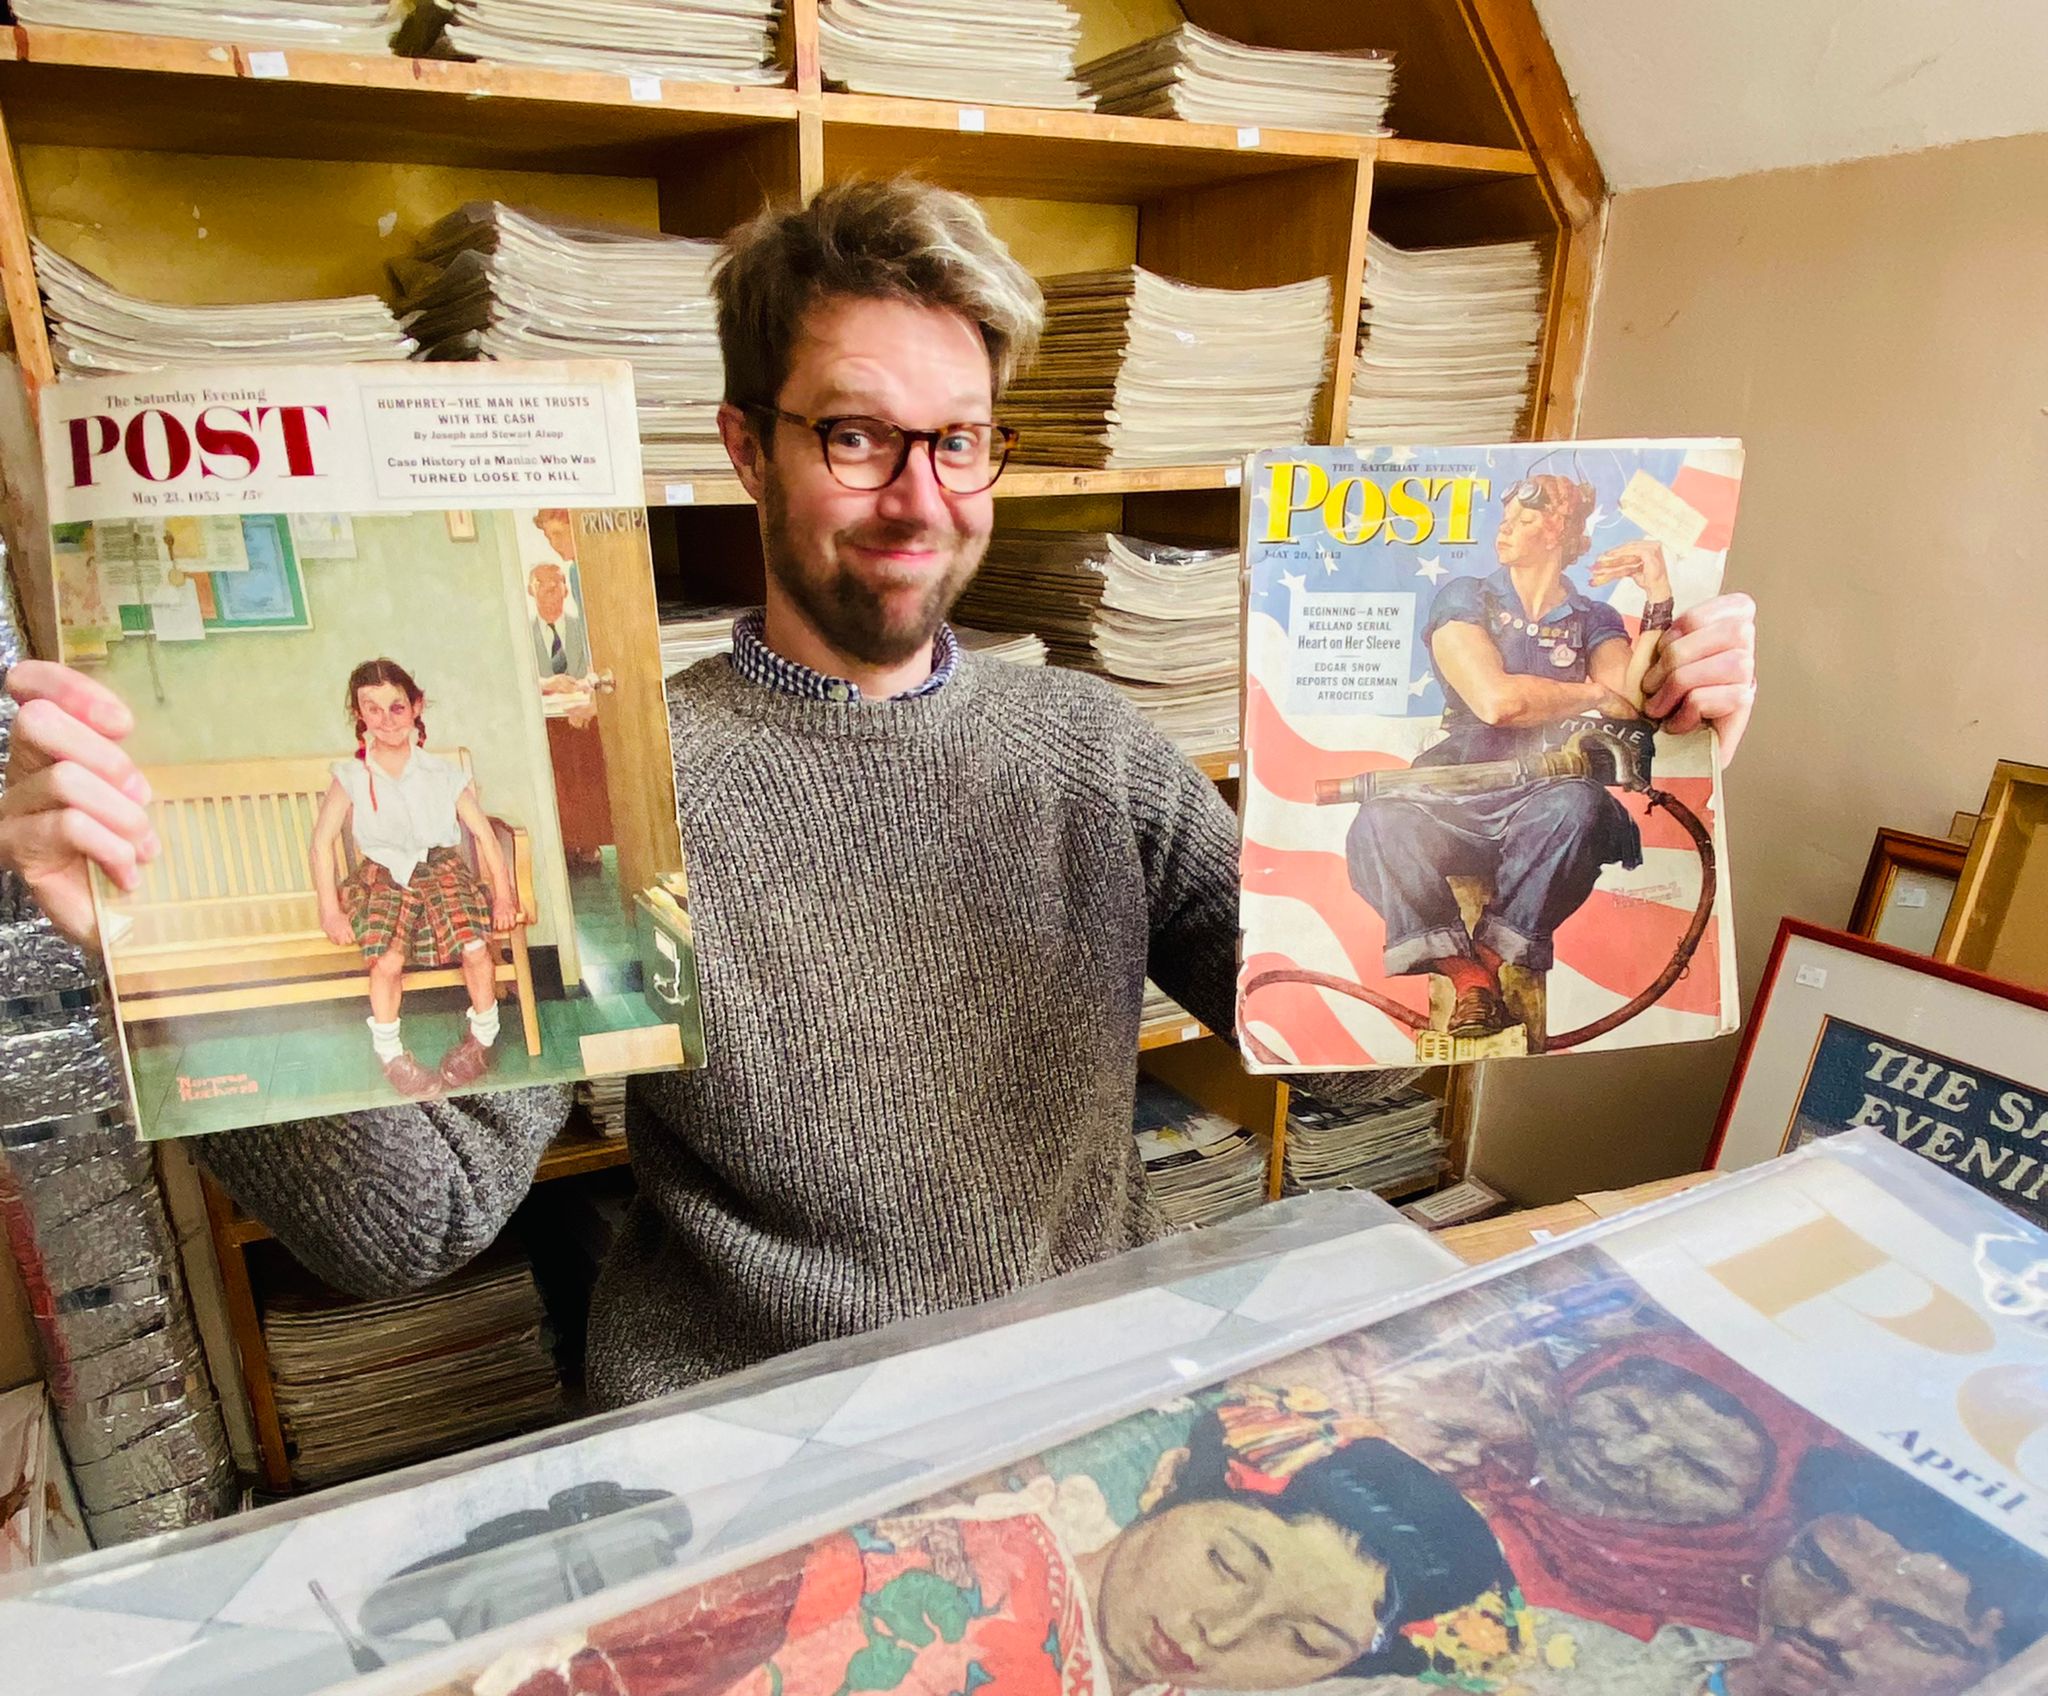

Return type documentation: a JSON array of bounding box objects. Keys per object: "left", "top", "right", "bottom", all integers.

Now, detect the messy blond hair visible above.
[{"left": 713, "top": 177, "right": 1044, "bottom": 411}]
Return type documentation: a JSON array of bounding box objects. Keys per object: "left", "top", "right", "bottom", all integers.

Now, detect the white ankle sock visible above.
[
  {"left": 467, "top": 1003, "right": 500, "bottom": 1046},
  {"left": 368, "top": 1017, "right": 404, "bottom": 1062}
]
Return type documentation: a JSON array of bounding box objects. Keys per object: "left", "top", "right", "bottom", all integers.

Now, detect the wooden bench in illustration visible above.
[{"left": 103, "top": 750, "right": 542, "bottom": 1055}]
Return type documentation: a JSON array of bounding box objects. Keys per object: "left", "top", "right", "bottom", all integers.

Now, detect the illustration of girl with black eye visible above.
[{"left": 309, "top": 658, "right": 517, "bottom": 1099}]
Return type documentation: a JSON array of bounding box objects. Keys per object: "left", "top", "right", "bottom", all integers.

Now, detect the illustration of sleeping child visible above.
[{"left": 310, "top": 658, "right": 517, "bottom": 1099}]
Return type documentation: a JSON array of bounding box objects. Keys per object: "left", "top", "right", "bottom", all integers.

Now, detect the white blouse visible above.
[{"left": 330, "top": 747, "right": 472, "bottom": 886}]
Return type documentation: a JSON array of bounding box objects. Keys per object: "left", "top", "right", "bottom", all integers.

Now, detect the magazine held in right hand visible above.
[{"left": 37, "top": 361, "right": 704, "bottom": 1140}]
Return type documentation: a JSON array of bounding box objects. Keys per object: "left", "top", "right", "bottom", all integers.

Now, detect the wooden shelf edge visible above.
[
  {"left": 1374, "top": 137, "right": 1536, "bottom": 178},
  {"left": 1139, "top": 1018, "right": 1210, "bottom": 1051},
  {"left": 823, "top": 91, "right": 1366, "bottom": 163},
  {"left": 535, "top": 1133, "right": 633, "bottom": 1182},
  {"left": 0, "top": 24, "right": 803, "bottom": 121}
]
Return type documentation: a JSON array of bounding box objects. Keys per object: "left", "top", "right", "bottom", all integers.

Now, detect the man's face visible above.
[
  {"left": 733, "top": 295, "right": 996, "bottom": 670},
  {"left": 538, "top": 513, "right": 576, "bottom": 561},
  {"left": 1096, "top": 1498, "right": 1387, "bottom": 1691},
  {"left": 1539, "top": 1365, "right": 1766, "bottom": 1525},
  {"left": 530, "top": 563, "right": 569, "bottom": 623},
  {"left": 1748, "top": 1514, "right": 2000, "bottom": 1696}
]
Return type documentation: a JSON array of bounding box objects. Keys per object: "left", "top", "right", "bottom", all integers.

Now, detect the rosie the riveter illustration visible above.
[{"left": 1334, "top": 473, "right": 1681, "bottom": 1042}]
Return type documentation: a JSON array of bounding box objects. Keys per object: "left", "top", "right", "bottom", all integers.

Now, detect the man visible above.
[
  {"left": 0, "top": 179, "right": 1759, "bottom": 1407},
  {"left": 528, "top": 555, "right": 592, "bottom": 684}
]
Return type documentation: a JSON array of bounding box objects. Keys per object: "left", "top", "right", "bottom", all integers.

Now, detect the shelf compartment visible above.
[{"left": 0, "top": 27, "right": 799, "bottom": 171}]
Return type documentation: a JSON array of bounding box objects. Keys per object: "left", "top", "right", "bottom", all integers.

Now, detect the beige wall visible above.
[{"left": 1471, "top": 130, "right": 2048, "bottom": 1200}]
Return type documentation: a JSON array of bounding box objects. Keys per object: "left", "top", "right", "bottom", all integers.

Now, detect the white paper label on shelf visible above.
[
  {"left": 663, "top": 482, "right": 696, "bottom": 506},
  {"left": 1795, "top": 964, "right": 1829, "bottom": 988},
  {"left": 629, "top": 74, "right": 663, "bottom": 102},
  {"left": 957, "top": 107, "right": 986, "bottom": 133},
  {"left": 1236, "top": 126, "right": 1261, "bottom": 148},
  {"left": 247, "top": 50, "right": 290, "bottom": 78},
  {"left": 1225, "top": 760, "right": 1240, "bottom": 778},
  {"left": 1224, "top": 464, "right": 1243, "bottom": 487},
  {"left": 1179, "top": 1023, "right": 1200, "bottom": 1043}
]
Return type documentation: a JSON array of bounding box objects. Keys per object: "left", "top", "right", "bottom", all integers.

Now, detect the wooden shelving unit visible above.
[{"left": 0, "top": 0, "right": 1600, "bottom": 1492}]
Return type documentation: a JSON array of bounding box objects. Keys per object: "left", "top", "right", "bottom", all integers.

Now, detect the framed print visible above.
[
  {"left": 202, "top": 516, "right": 310, "bottom": 633},
  {"left": 1709, "top": 920, "right": 2048, "bottom": 1225},
  {"left": 1845, "top": 827, "right": 1964, "bottom": 954},
  {"left": 1937, "top": 759, "right": 2048, "bottom": 992}
]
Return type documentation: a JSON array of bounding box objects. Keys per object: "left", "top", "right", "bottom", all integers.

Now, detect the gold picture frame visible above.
[
  {"left": 1846, "top": 827, "right": 1965, "bottom": 956},
  {"left": 1936, "top": 760, "right": 2048, "bottom": 991}
]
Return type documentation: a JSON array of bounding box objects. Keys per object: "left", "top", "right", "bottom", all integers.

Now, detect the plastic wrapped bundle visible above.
[
  {"left": 0, "top": 550, "right": 237, "bottom": 1548},
  {"left": 11, "top": 1135, "right": 2048, "bottom": 1696}
]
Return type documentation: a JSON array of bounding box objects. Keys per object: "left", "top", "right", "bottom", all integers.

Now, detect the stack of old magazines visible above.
[
  {"left": 955, "top": 528, "right": 1241, "bottom": 756},
  {"left": 1281, "top": 1084, "right": 1447, "bottom": 1199},
  {"left": 9, "top": 0, "right": 404, "bottom": 49},
  {"left": 817, "top": 0, "right": 1086, "bottom": 106},
  {"left": 32, "top": 240, "right": 414, "bottom": 376},
  {"left": 1348, "top": 233, "right": 1546, "bottom": 445},
  {"left": 658, "top": 603, "right": 749, "bottom": 674},
  {"left": 1008, "top": 268, "right": 1330, "bottom": 467},
  {"left": 1140, "top": 978, "right": 1203, "bottom": 1043},
  {"left": 262, "top": 1252, "right": 563, "bottom": 1488},
  {"left": 421, "top": 0, "right": 784, "bottom": 81},
  {"left": 1133, "top": 1076, "right": 1267, "bottom": 1227},
  {"left": 1082, "top": 22, "right": 1394, "bottom": 134},
  {"left": 396, "top": 203, "right": 724, "bottom": 481}
]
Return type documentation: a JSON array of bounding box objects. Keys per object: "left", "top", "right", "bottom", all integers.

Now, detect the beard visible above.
[{"left": 760, "top": 482, "right": 985, "bottom": 668}]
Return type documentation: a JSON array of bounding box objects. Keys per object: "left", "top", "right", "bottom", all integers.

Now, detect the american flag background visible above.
[{"left": 1237, "top": 441, "right": 1745, "bottom": 1070}]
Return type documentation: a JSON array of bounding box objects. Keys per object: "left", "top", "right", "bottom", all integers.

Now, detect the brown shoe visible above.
[
  {"left": 438, "top": 1034, "right": 494, "bottom": 1090},
  {"left": 381, "top": 1052, "right": 444, "bottom": 1099},
  {"left": 1448, "top": 986, "right": 1514, "bottom": 1037}
]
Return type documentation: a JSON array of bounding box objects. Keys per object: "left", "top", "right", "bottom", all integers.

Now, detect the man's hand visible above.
[
  {"left": 0, "top": 660, "right": 158, "bottom": 945},
  {"left": 1588, "top": 539, "right": 1672, "bottom": 599},
  {"left": 1642, "top": 592, "right": 1758, "bottom": 764}
]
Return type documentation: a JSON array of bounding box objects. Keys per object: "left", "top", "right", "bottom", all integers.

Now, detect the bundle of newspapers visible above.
[
  {"left": 1007, "top": 267, "right": 1331, "bottom": 467},
  {"left": 1347, "top": 233, "right": 1546, "bottom": 445},
  {"left": 8, "top": 0, "right": 405, "bottom": 50},
  {"left": 955, "top": 528, "right": 1241, "bottom": 755},
  {"left": 817, "top": 0, "right": 1086, "bottom": 107},
  {"left": 11, "top": 1135, "right": 2048, "bottom": 1696},
  {"left": 33, "top": 240, "right": 415, "bottom": 375},
  {"left": 1082, "top": 21, "right": 1395, "bottom": 135},
  {"left": 1139, "top": 977, "right": 1201, "bottom": 1043},
  {"left": 262, "top": 1252, "right": 563, "bottom": 1488},
  {"left": 1281, "top": 1083, "right": 1446, "bottom": 1197},
  {"left": 395, "top": 203, "right": 724, "bottom": 480},
  {"left": 1133, "top": 1075, "right": 1267, "bottom": 1227},
  {"left": 419, "top": 0, "right": 785, "bottom": 82}
]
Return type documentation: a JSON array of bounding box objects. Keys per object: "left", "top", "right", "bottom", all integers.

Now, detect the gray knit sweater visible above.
[{"left": 203, "top": 653, "right": 1406, "bottom": 1407}]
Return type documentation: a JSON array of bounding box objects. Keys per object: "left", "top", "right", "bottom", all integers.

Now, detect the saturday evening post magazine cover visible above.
[
  {"left": 41, "top": 361, "right": 703, "bottom": 1140},
  {"left": 19, "top": 1135, "right": 2028, "bottom": 1696},
  {"left": 1237, "top": 441, "right": 1745, "bottom": 1070}
]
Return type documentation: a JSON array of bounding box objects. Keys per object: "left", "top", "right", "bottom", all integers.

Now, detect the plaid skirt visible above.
[{"left": 341, "top": 847, "right": 493, "bottom": 967}]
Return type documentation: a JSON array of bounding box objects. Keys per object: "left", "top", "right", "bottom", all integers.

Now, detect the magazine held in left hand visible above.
[{"left": 39, "top": 361, "right": 705, "bottom": 1140}]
